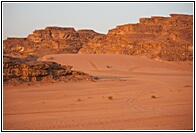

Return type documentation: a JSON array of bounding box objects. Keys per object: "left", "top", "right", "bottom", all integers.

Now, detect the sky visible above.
[{"left": 2, "top": 2, "right": 194, "bottom": 39}]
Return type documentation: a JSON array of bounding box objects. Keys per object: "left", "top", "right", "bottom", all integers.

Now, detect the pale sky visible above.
[{"left": 2, "top": 2, "right": 193, "bottom": 39}]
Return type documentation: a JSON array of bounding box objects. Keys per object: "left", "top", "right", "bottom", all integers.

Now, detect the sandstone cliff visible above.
[
  {"left": 79, "top": 14, "right": 193, "bottom": 61},
  {"left": 3, "top": 27, "right": 103, "bottom": 57},
  {"left": 3, "top": 14, "right": 193, "bottom": 61}
]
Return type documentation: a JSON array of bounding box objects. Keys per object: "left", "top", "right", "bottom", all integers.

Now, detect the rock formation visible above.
[
  {"left": 79, "top": 14, "right": 193, "bottom": 61},
  {"left": 3, "top": 27, "right": 103, "bottom": 57},
  {"left": 3, "top": 56, "right": 95, "bottom": 85},
  {"left": 3, "top": 14, "right": 193, "bottom": 61}
]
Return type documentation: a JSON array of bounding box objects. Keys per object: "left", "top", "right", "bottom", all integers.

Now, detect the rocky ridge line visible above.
[
  {"left": 3, "top": 14, "right": 193, "bottom": 61},
  {"left": 3, "top": 27, "right": 103, "bottom": 57},
  {"left": 79, "top": 14, "right": 193, "bottom": 61}
]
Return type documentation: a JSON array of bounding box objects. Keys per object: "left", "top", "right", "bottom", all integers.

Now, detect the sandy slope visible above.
[{"left": 3, "top": 54, "right": 193, "bottom": 130}]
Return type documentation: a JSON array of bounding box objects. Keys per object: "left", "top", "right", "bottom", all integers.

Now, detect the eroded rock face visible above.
[
  {"left": 3, "top": 56, "right": 95, "bottom": 84},
  {"left": 79, "top": 14, "right": 193, "bottom": 61},
  {"left": 3, "top": 14, "right": 193, "bottom": 61},
  {"left": 3, "top": 27, "right": 103, "bottom": 57}
]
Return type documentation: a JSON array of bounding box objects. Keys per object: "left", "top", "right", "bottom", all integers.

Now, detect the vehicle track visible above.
[{"left": 125, "top": 88, "right": 156, "bottom": 111}]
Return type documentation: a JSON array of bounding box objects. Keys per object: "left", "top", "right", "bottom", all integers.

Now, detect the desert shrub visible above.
[
  {"left": 108, "top": 96, "right": 113, "bottom": 100},
  {"left": 106, "top": 65, "right": 112, "bottom": 68},
  {"left": 151, "top": 95, "right": 156, "bottom": 99}
]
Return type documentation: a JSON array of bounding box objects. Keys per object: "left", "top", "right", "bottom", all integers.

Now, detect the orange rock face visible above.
[
  {"left": 3, "top": 27, "right": 102, "bottom": 57},
  {"left": 3, "top": 55, "right": 95, "bottom": 84},
  {"left": 79, "top": 14, "right": 193, "bottom": 61},
  {"left": 3, "top": 14, "right": 193, "bottom": 61}
]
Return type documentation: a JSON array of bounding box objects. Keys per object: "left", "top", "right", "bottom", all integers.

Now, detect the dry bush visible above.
[{"left": 108, "top": 96, "right": 113, "bottom": 100}]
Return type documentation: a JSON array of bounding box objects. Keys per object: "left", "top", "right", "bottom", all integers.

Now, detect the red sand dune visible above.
[{"left": 4, "top": 54, "right": 193, "bottom": 130}]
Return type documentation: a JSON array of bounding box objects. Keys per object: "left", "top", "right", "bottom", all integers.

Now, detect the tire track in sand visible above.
[{"left": 125, "top": 88, "right": 156, "bottom": 112}]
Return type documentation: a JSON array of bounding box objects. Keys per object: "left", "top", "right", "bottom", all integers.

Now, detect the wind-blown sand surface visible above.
[{"left": 3, "top": 54, "right": 193, "bottom": 130}]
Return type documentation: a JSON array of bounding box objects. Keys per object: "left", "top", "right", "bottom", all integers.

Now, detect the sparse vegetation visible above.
[
  {"left": 151, "top": 95, "right": 156, "bottom": 99},
  {"left": 106, "top": 65, "right": 112, "bottom": 68},
  {"left": 108, "top": 96, "right": 113, "bottom": 100}
]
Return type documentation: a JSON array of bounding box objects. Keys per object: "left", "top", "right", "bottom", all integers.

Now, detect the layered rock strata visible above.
[
  {"left": 79, "top": 14, "right": 193, "bottom": 61},
  {"left": 3, "top": 14, "right": 193, "bottom": 61},
  {"left": 3, "top": 56, "right": 95, "bottom": 84},
  {"left": 3, "top": 27, "right": 102, "bottom": 57}
]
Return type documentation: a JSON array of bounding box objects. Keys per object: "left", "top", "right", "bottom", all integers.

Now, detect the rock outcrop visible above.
[
  {"left": 79, "top": 14, "right": 193, "bottom": 61},
  {"left": 3, "top": 56, "right": 95, "bottom": 84},
  {"left": 3, "top": 14, "right": 193, "bottom": 61},
  {"left": 3, "top": 27, "right": 103, "bottom": 57}
]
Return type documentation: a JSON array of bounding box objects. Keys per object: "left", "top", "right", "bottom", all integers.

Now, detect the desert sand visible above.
[{"left": 3, "top": 54, "right": 193, "bottom": 130}]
